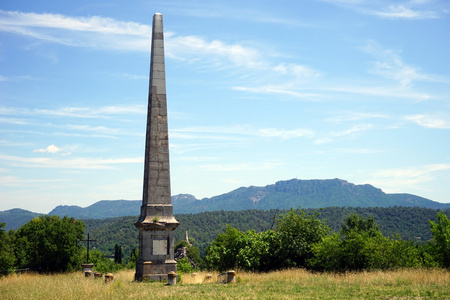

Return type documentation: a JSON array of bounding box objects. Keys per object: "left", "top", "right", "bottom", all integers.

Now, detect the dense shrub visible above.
[
  {"left": 15, "top": 216, "right": 85, "bottom": 272},
  {"left": 0, "top": 223, "right": 16, "bottom": 274},
  {"left": 205, "top": 209, "right": 330, "bottom": 271},
  {"left": 429, "top": 212, "right": 450, "bottom": 268}
]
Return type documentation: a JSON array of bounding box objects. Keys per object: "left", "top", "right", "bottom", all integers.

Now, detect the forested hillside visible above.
[
  {"left": 3, "top": 179, "right": 449, "bottom": 230},
  {"left": 0, "top": 209, "right": 43, "bottom": 230},
  {"left": 84, "top": 207, "right": 450, "bottom": 259}
]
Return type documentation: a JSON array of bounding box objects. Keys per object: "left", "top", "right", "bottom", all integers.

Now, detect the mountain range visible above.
[{"left": 1, "top": 178, "right": 449, "bottom": 230}]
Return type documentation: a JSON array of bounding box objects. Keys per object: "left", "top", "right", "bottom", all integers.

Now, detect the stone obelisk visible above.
[{"left": 135, "top": 12, "right": 179, "bottom": 281}]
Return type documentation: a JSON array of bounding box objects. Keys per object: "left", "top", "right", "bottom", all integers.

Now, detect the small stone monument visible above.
[
  {"left": 217, "top": 270, "right": 236, "bottom": 284},
  {"left": 204, "top": 274, "right": 213, "bottom": 282},
  {"left": 82, "top": 263, "right": 94, "bottom": 275},
  {"left": 167, "top": 271, "right": 177, "bottom": 285},
  {"left": 227, "top": 270, "right": 236, "bottom": 283},
  {"left": 105, "top": 273, "right": 114, "bottom": 284}
]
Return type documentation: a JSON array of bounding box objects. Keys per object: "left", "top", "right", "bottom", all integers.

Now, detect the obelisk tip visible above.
[{"left": 155, "top": 12, "right": 162, "bottom": 16}]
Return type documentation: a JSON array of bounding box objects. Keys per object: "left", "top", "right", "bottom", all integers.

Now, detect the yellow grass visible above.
[{"left": 1, "top": 268, "right": 449, "bottom": 299}]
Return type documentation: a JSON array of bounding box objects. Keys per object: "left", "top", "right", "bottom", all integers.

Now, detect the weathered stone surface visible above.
[{"left": 135, "top": 12, "right": 179, "bottom": 283}]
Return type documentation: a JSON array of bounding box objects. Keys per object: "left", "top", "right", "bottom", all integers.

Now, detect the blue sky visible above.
[{"left": 1, "top": 0, "right": 449, "bottom": 214}]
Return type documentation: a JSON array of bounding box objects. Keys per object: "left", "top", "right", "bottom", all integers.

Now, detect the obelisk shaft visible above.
[
  {"left": 143, "top": 12, "right": 170, "bottom": 207},
  {"left": 135, "top": 13, "right": 179, "bottom": 282},
  {"left": 137, "top": 13, "right": 177, "bottom": 223}
]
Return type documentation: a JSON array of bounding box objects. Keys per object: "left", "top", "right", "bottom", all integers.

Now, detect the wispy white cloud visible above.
[
  {"left": 326, "top": 112, "right": 389, "bottom": 123},
  {"left": 0, "top": 175, "right": 68, "bottom": 186},
  {"left": 0, "top": 153, "right": 142, "bottom": 169},
  {"left": 0, "top": 10, "right": 150, "bottom": 50},
  {"left": 368, "top": 164, "right": 450, "bottom": 193},
  {"left": 233, "top": 86, "right": 322, "bottom": 100},
  {"left": 0, "top": 117, "right": 30, "bottom": 125},
  {"left": 0, "top": 75, "right": 41, "bottom": 82},
  {"left": 363, "top": 41, "right": 437, "bottom": 88},
  {"left": 0, "top": 105, "right": 146, "bottom": 119},
  {"left": 323, "top": 85, "right": 433, "bottom": 100},
  {"left": 335, "top": 148, "right": 385, "bottom": 154},
  {"left": 173, "top": 125, "right": 314, "bottom": 140},
  {"left": 315, "top": 124, "right": 373, "bottom": 144},
  {"left": 167, "top": 4, "right": 309, "bottom": 27},
  {"left": 370, "top": 4, "right": 438, "bottom": 19},
  {"left": 318, "top": 0, "right": 441, "bottom": 19},
  {"left": 405, "top": 114, "right": 450, "bottom": 129},
  {"left": 0, "top": 10, "right": 319, "bottom": 87},
  {"left": 198, "top": 161, "right": 283, "bottom": 172},
  {"left": 331, "top": 124, "right": 373, "bottom": 137},
  {"left": 166, "top": 33, "right": 266, "bottom": 71},
  {"left": 258, "top": 128, "right": 314, "bottom": 139},
  {"left": 33, "top": 144, "right": 62, "bottom": 154}
]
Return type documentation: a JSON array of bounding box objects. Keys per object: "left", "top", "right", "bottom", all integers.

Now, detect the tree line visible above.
[
  {"left": 204, "top": 209, "right": 450, "bottom": 272},
  {"left": 1, "top": 208, "right": 450, "bottom": 274},
  {"left": 83, "top": 206, "right": 450, "bottom": 260}
]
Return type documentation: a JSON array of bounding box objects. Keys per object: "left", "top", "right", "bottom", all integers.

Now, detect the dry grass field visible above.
[{"left": 1, "top": 268, "right": 450, "bottom": 299}]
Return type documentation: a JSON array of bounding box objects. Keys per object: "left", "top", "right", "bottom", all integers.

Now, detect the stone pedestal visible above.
[
  {"left": 167, "top": 271, "right": 177, "bottom": 285},
  {"left": 105, "top": 273, "right": 114, "bottom": 284},
  {"left": 81, "top": 263, "right": 94, "bottom": 274}
]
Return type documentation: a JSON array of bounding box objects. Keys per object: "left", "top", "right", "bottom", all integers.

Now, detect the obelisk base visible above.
[{"left": 135, "top": 260, "right": 177, "bottom": 281}]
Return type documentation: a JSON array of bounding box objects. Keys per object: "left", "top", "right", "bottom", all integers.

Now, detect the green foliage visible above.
[
  {"left": 0, "top": 209, "right": 43, "bottom": 230},
  {"left": 114, "top": 244, "right": 122, "bottom": 264},
  {"left": 83, "top": 216, "right": 138, "bottom": 264},
  {"left": 205, "top": 209, "right": 330, "bottom": 272},
  {"left": 125, "top": 248, "right": 139, "bottom": 269},
  {"left": 0, "top": 223, "right": 16, "bottom": 274},
  {"left": 88, "top": 249, "right": 123, "bottom": 273},
  {"left": 81, "top": 207, "right": 449, "bottom": 261},
  {"left": 174, "top": 240, "right": 190, "bottom": 250},
  {"left": 186, "top": 245, "right": 203, "bottom": 268},
  {"left": 15, "top": 216, "right": 85, "bottom": 272},
  {"left": 429, "top": 212, "right": 450, "bottom": 268},
  {"left": 309, "top": 214, "right": 426, "bottom": 272},
  {"left": 275, "top": 209, "right": 330, "bottom": 268},
  {"left": 235, "top": 229, "right": 279, "bottom": 272},
  {"left": 205, "top": 225, "right": 243, "bottom": 271},
  {"left": 177, "top": 257, "right": 194, "bottom": 274},
  {"left": 341, "top": 213, "right": 379, "bottom": 236}
]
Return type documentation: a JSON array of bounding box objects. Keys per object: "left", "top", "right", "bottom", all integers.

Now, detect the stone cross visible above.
[
  {"left": 134, "top": 12, "right": 179, "bottom": 282},
  {"left": 80, "top": 233, "right": 96, "bottom": 264}
]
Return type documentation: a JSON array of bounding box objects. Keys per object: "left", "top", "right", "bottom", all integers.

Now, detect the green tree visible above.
[
  {"left": 88, "top": 249, "right": 123, "bottom": 273},
  {"left": 205, "top": 225, "right": 243, "bottom": 271},
  {"left": 310, "top": 214, "right": 424, "bottom": 272},
  {"left": 275, "top": 209, "right": 330, "bottom": 268},
  {"left": 125, "top": 248, "right": 139, "bottom": 269},
  {"left": 15, "top": 216, "right": 85, "bottom": 272},
  {"left": 114, "top": 244, "right": 122, "bottom": 264},
  {"left": 0, "top": 223, "right": 16, "bottom": 274},
  {"left": 341, "top": 213, "right": 379, "bottom": 237},
  {"left": 235, "top": 229, "right": 278, "bottom": 271},
  {"left": 429, "top": 212, "right": 450, "bottom": 268}
]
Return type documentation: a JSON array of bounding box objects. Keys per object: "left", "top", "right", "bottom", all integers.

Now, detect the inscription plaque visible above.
[{"left": 153, "top": 239, "right": 167, "bottom": 255}]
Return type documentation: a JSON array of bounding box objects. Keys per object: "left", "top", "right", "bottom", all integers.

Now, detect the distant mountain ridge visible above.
[
  {"left": 1, "top": 178, "right": 449, "bottom": 230},
  {"left": 173, "top": 178, "right": 449, "bottom": 213},
  {"left": 49, "top": 200, "right": 142, "bottom": 220}
]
